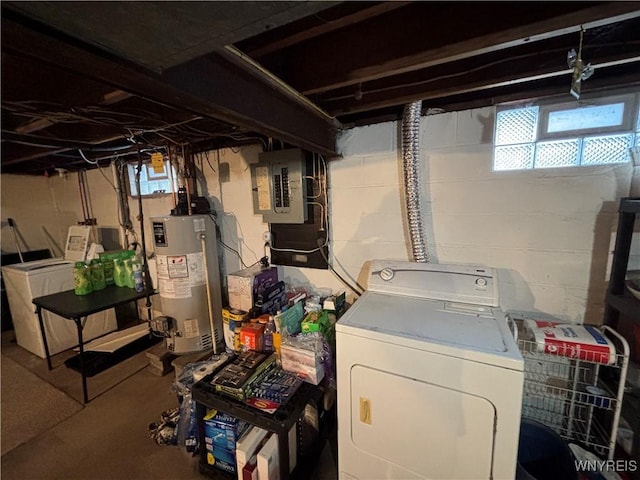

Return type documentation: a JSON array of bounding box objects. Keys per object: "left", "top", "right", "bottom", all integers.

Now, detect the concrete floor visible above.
[{"left": 1, "top": 330, "right": 337, "bottom": 480}]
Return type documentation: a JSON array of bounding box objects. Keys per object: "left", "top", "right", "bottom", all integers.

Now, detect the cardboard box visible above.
[
  {"left": 203, "top": 410, "right": 249, "bottom": 474},
  {"left": 280, "top": 343, "right": 325, "bottom": 385},
  {"left": 254, "top": 281, "right": 286, "bottom": 315},
  {"left": 242, "top": 455, "right": 259, "bottom": 480},
  {"left": 256, "top": 433, "right": 279, "bottom": 480},
  {"left": 241, "top": 323, "right": 265, "bottom": 352},
  {"left": 236, "top": 426, "right": 269, "bottom": 480},
  {"left": 255, "top": 426, "right": 297, "bottom": 480},
  {"left": 228, "top": 266, "right": 278, "bottom": 312}
]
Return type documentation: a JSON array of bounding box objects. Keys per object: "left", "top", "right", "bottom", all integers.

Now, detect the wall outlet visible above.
[{"left": 263, "top": 231, "right": 272, "bottom": 243}]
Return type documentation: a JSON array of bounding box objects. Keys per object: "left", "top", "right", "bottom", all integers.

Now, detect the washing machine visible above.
[
  {"left": 2, "top": 226, "right": 117, "bottom": 358},
  {"left": 336, "top": 260, "right": 524, "bottom": 480}
]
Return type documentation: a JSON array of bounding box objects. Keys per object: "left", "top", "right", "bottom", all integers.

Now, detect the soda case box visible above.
[
  {"left": 228, "top": 265, "right": 278, "bottom": 313},
  {"left": 203, "top": 409, "right": 249, "bottom": 474},
  {"left": 236, "top": 426, "right": 269, "bottom": 480},
  {"left": 98, "top": 249, "right": 134, "bottom": 285}
]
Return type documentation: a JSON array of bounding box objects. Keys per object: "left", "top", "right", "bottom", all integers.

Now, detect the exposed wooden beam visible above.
[
  {"left": 248, "top": 2, "right": 410, "bottom": 57},
  {"left": 337, "top": 70, "right": 640, "bottom": 127},
  {"left": 1, "top": 14, "right": 339, "bottom": 156},
  {"left": 290, "top": 2, "right": 640, "bottom": 94},
  {"left": 321, "top": 45, "right": 640, "bottom": 115}
]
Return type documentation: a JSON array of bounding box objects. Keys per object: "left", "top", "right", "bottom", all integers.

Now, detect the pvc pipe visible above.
[{"left": 200, "top": 233, "right": 218, "bottom": 355}]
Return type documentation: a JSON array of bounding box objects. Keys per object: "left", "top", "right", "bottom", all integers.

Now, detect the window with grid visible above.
[
  {"left": 494, "top": 94, "right": 639, "bottom": 171},
  {"left": 127, "top": 159, "right": 178, "bottom": 197}
]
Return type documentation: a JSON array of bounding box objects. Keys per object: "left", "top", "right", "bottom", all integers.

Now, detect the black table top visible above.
[{"left": 32, "top": 285, "right": 155, "bottom": 319}]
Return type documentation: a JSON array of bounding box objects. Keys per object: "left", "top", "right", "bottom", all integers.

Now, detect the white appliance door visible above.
[
  {"left": 337, "top": 329, "right": 523, "bottom": 480},
  {"left": 349, "top": 365, "right": 495, "bottom": 479}
]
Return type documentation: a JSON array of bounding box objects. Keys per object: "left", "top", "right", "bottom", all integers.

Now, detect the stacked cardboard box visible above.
[{"left": 203, "top": 410, "right": 249, "bottom": 474}]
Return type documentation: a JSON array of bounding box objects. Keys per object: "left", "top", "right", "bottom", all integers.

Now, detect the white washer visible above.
[
  {"left": 2, "top": 227, "right": 117, "bottom": 358},
  {"left": 336, "top": 260, "right": 524, "bottom": 480}
]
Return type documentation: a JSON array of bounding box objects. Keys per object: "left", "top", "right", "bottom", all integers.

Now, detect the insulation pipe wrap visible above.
[{"left": 401, "top": 101, "right": 429, "bottom": 263}]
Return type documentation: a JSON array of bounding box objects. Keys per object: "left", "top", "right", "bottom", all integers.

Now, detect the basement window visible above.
[
  {"left": 493, "top": 94, "right": 639, "bottom": 171},
  {"left": 127, "top": 160, "right": 178, "bottom": 197}
]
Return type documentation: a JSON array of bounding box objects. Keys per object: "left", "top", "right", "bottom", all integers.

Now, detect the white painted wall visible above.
[
  {"left": 333, "top": 108, "right": 638, "bottom": 323},
  {"left": 2, "top": 105, "right": 638, "bottom": 325},
  {"left": 1, "top": 174, "right": 81, "bottom": 256}
]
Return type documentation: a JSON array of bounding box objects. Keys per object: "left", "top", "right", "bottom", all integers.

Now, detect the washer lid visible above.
[
  {"left": 337, "top": 291, "right": 523, "bottom": 371},
  {"left": 1, "top": 258, "right": 70, "bottom": 273}
]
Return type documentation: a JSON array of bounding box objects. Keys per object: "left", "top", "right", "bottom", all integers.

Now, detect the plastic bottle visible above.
[
  {"left": 131, "top": 257, "right": 144, "bottom": 292},
  {"left": 124, "top": 258, "right": 135, "bottom": 289},
  {"left": 89, "top": 259, "right": 106, "bottom": 291},
  {"left": 263, "top": 315, "right": 275, "bottom": 353},
  {"left": 113, "top": 258, "right": 125, "bottom": 287},
  {"left": 73, "top": 261, "right": 93, "bottom": 295},
  {"left": 133, "top": 263, "right": 144, "bottom": 293}
]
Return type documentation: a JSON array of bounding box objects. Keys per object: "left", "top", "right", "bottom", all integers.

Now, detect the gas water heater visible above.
[{"left": 151, "top": 214, "right": 224, "bottom": 354}]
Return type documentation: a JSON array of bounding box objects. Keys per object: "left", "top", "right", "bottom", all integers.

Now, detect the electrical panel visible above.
[{"left": 251, "top": 149, "right": 308, "bottom": 224}]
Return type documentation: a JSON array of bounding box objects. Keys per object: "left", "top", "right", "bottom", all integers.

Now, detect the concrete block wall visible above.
[
  {"left": 331, "top": 107, "right": 637, "bottom": 323},
  {"left": 2, "top": 103, "right": 638, "bottom": 324}
]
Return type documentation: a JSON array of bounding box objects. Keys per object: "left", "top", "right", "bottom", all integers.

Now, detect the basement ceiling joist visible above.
[
  {"left": 1, "top": 7, "right": 340, "bottom": 174},
  {"left": 245, "top": 2, "right": 640, "bottom": 94},
  {"left": 2, "top": 1, "right": 640, "bottom": 175}
]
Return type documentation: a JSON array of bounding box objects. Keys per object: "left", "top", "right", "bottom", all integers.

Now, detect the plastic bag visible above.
[{"left": 177, "top": 392, "right": 198, "bottom": 453}]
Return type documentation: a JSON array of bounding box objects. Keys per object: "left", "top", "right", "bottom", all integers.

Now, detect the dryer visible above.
[{"left": 336, "top": 260, "right": 523, "bottom": 480}]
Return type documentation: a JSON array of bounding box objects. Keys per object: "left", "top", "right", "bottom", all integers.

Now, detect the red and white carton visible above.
[{"left": 525, "top": 320, "right": 617, "bottom": 365}]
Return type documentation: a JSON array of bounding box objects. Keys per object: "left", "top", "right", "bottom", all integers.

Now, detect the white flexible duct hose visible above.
[{"left": 401, "top": 101, "right": 429, "bottom": 263}]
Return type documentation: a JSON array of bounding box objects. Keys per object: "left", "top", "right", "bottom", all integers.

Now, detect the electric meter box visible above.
[{"left": 250, "top": 149, "right": 308, "bottom": 224}]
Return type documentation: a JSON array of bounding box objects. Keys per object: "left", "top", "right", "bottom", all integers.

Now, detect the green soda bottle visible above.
[
  {"left": 124, "top": 258, "right": 135, "bottom": 289},
  {"left": 113, "top": 258, "right": 126, "bottom": 287},
  {"left": 89, "top": 259, "right": 106, "bottom": 291},
  {"left": 74, "top": 262, "right": 93, "bottom": 295}
]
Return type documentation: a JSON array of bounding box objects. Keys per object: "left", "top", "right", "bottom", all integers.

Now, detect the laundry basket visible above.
[
  {"left": 516, "top": 419, "right": 577, "bottom": 480},
  {"left": 515, "top": 321, "right": 629, "bottom": 461}
]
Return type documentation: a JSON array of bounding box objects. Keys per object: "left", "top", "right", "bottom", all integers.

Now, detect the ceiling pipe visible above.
[{"left": 222, "top": 45, "right": 340, "bottom": 127}]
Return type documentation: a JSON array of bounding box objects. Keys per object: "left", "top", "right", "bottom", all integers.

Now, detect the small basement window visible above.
[
  {"left": 127, "top": 159, "right": 178, "bottom": 197},
  {"left": 494, "top": 94, "right": 639, "bottom": 171}
]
